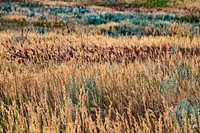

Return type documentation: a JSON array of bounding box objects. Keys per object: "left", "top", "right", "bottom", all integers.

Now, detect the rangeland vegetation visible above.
[{"left": 0, "top": 0, "right": 200, "bottom": 133}]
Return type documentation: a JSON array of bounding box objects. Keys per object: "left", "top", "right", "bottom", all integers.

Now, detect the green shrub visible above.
[
  {"left": 176, "top": 15, "right": 200, "bottom": 23},
  {"left": 28, "top": 12, "right": 35, "bottom": 17},
  {"left": 2, "top": 2, "right": 11, "bottom": 14},
  {"left": 74, "top": 13, "right": 82, "bottom": 19},
  {"left": 86, "top": 15, "right": 107, "bottom": 25},
  {"left": 37, "top": 27, "right": 46, "bottom": 34},
  {"left": 84, "top": 77, "right": 97, "bottom": 109},
  {"left": 160, "top": 79, "right": 176, "bottom": 94},
  {"left": 131, "top": 17, "right": 141, "bottom": 25},
  {"left": 19, "top": 2, "right": 43, "bottom": 8},
  {"left": 104, "top": 13, "right": 131, "bottom": 22},
  {"left": 39, "top": 15, "right": 47, "bottom": 21},
  {"left": 176, "top": 63, "right": 192, "bottom": 80},
  {"left": 63, "top": 16, "right": 69, "bottom": 21},
  {"left": 79, "top": 8, "right": 90, "bottom": 14},
  {"left": 66, "top": 77, "right": 99, "bottom": 109},
  {"left": 172, "top": 99, "right": 200, "bottom": 127},
  {"left": 69, "top": 78, "right": 79, "bottom": 105}
]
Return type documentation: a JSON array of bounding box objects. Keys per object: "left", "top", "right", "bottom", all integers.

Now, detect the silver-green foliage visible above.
[{"left": 170, "top": 99, "right": 200, "bottom": 127}]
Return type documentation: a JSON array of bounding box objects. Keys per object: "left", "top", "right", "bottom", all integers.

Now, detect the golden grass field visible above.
[
  {"left": 0, "top": 32, "right": 200, "bottom": 132},
  {"left": 0, "top": 0, "right": 200, "bottom": 132}
]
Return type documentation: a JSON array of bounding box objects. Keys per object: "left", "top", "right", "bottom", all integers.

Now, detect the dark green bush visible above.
[
  {"left": 163, "top": 14, "right": 176, "bottom": 21},
  {"left": 2, "top": 2, "right": 11, "bottom": 14},
  {"left": 113, "top": 25, "right": 146, "bottom": 36},
  {"left": 19, "top": 2, "right": 43, "bottom": 8},
  {"left": 50, "top": 7, "right": 64, "bottom": 15},
  {"left": 50, "top": 7, "right": 71, "bottom": 15},
  {"left": 131, "top": 18, "right": 141, "bottom": 25},
  {"left": 86, "top": 15, "right": 107, "bottom": 25},
  {"left": 74, "top": 13, "right": 82, "bottom": 19},
  {"left": 104, "top": 13, "right": 131, "bottom": 22},
  {"left": 176, "top": 15, "right": 200, "bottom": 23},
  {"left": 170, "top": 99, "right": 200, "bottom": 127},
  {"left": 37, "top": 27, "right": 46, "bottom": 34},
  {"left": 63, "top": 16, "right": 69, "bottom": 21},
  {"left": 79, "top": 8, "right": 90, "bottom": 14}
]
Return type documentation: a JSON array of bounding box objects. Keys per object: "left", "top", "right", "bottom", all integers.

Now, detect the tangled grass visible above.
[
  {"left": 0, "top": 1, "right": 200, "bottom": 132},
  {"left": 0, "top": 32, "right": 200, "bottom": 132},
  {"left": 1, "top": 34, "right": 200, "bottom": 64}
]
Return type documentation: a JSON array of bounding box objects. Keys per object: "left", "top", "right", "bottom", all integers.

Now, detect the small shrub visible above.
[
  {"left": 37, "top": 27, "right": 46, "bottom": 34},
  {"left": 160, "top": 79, "right": 176, "bottom": 94},
  {"left": 176, "top": 15, "right": 200, "bottom": 23},
  {"left": 163, "top": 14, "right": 176, "bottom": 21},
  {"left": 86, "top": 15, "right": 107, "bottom": 25},
  {"left": 63, "top": 16, "right": 69, "bottom": 21},
  {"left": 39, "top": 15, "right": 47, "bottom": 21},
  {"left": 19, "top": 2, "right": 43, "bottom": 8},
  {"left": 67, "top": 78, "right": 79, "bottom": 105},
  {"left": 50, "top": 7, "right": 68, "bottom": 15},
  {"left": 2, "top": 2, "right": 11, "bottom": 14},
  {"left": 131, "top": 26, "right": 140, "bottom": 35},
  {"left": 79, "top": 8, "right": 90, "bottom": 14},
  {"left": 176, "top": 63, "right": 192, "bottom": 80},
  {"left": 147, "top": 14, "right": 153, "bottom": 20},
  {"left": 84, "top": 77, "right": 97, "bottom": 109},
  {"left": 28, "top": 12, "right": 35, "bottom": 18},
  {"left": 193, "top": 24, "right": 200, "bottom": 34},
  {"left": 173, "top": 99, "right": 199, "bottom": 127},
  {"left": 66, "top": 77, "right": 99, "bottom": 109},
  {"left": 131, "top": 17, "right": 140, "bottom": 25},
  {"left": 74, "top": 13, "right": 82, "bottom": 19},
  {"left": 170, "top": 46, "right": 181, "bottom": 54},
  {"left": 104, "top": 13, "right": 131, "bottom": 22}
]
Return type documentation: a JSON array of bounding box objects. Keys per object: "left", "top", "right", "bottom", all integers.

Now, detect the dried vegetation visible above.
[
  {"left": 0, "top": 32, "right": 200, "bottom": 132},
  {"left": 0, "top": 0, "right": 200, "bottom": 132}
]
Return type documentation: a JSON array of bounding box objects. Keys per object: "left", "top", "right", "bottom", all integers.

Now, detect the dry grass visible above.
[
  {"left": 0, "top": 3, "right": 199, "bottom": 132},
  {"left": 1, "top": 32, "right": 200, "bottom": 63},
  {"left": 29, "top": 0, "right": 200, "bottom": 11},
  {"left": 19, "top": 0, "right": 200, "bottom": 15},
  {"left": 172, "top": 0, "right": 200, "bottom": 9},
  {"left": 1, "top": 14, "right": 28, "bottom": 22},
  {"left": 88, "top": 6, "right": 114, "bottom": 11},
  {"left": 0, "top": 59, "right": 199, "bottom": 132},
  {"left": 26, "top": 0, "right": 77, "bottom": 6},
  {"left": 0, "top": 32, "right": 200, "bottom": 132},
  {"left": 1, "top": 32, "right": 200, "bottom": 47}
]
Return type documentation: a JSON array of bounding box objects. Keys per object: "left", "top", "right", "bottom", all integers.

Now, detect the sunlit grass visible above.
[
  {"left": 0, "top": 1, "right": 200, "bottom": 132},
  {"left": 0, "top": 32, "right": 200, "bottom": 132}
]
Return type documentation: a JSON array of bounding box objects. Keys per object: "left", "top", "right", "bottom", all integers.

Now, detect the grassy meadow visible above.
[{"left": 0, "top": 0, "right": 200, "bottom": 132}]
